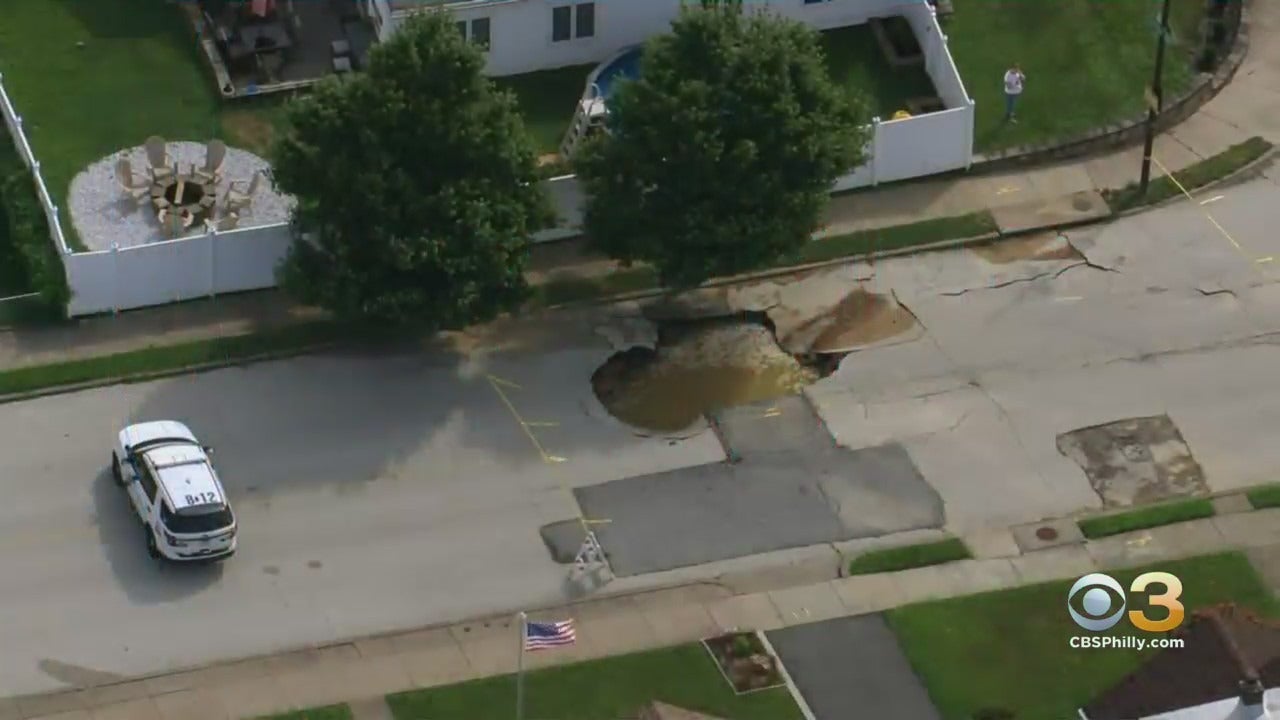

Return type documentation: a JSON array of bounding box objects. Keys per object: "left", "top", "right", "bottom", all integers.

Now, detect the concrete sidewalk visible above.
[
  {"left": 7, "top": 499, "right": 1278, "bottom": 720},
  {"left": 3, "top": 0, "right": 1277, "bottom": 373}
]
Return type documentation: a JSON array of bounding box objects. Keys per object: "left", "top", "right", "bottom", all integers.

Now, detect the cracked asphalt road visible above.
[
  {"left": 2, "top": 172, "right": 1279, "bottom": 695},
  {"left": 808, "top": 172, "right": 1280, "bottom": 532}
]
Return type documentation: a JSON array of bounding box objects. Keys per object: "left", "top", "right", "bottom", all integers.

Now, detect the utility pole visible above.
[{"left": 1139, "top": 0, "right": 1174, "bottom": 195}]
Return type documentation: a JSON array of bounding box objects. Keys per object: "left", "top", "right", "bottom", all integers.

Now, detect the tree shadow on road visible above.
[{"left": 92, "top": 466, "right": 222, "bottom": 604}]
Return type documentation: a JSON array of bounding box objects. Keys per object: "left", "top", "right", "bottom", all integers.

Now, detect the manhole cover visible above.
[{"left": 1035, "top": 527, "right": 1059, "bottom": 541}]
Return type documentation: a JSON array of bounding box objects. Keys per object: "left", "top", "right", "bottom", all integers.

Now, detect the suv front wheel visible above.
[{"left": 145, "top": 528, "right": 161, "bottom": 559}]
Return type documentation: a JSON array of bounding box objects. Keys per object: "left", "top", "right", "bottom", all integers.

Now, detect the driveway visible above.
[{"left": 767, "top": 615, "right": 941, "bottom": 720}]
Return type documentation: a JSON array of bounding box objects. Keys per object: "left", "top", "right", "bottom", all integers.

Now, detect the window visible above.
[
  {"left": 471, "top": 17, "right": 490, "bottom": 49},
  {"left": 162, "top": 502, "right": 235, "bottom": 535},
  {"left": 552, "top": 3, "right": 593, "bottom": 42},
  {"left": 575, "top": 3, "right": 594, "bottom": 38},
  {"left": 136, "top": 460, "right": 158, "bottom": 501},
  {"left": 456, "top": 17, "right": 490, "bottom": 50},
  {"left": 552, "top": 5, "right": 571, "bottom": 42}
]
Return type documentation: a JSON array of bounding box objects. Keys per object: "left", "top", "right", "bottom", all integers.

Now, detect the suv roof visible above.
[{"left": 141, "top": 441, "right": 226, "bottom": 513}]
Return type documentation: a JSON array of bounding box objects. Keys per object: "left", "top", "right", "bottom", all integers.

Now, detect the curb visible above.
[
  {"left": 1109, "top": 146, "right": 1278, "bottom": 219},
  {"left": 0, "top": 342, "right": 342, "bottom": 405}
]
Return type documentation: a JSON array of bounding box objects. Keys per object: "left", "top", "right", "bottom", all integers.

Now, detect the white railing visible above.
[
  {"left": 62, "top": 223, "right": 293, "bottom": 317},
  {"left": 0, "top": 73, "right": 70, "bottom": 255}
]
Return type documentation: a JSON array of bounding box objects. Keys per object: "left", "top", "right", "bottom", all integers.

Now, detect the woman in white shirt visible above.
[{"left": 1004, "top": 64, "right": 1025, "bottom": 123}]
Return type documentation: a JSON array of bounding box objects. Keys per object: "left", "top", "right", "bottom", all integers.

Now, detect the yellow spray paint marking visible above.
[
  {"left": 1150, "top": 154, "right": 1271, "bottom": 277},
  {"left": 1257, "top": 257, "right": 1274, "bottom": 264},
  {"left": 486, "top": 374, "right": 561, "bottom": 465},
  {"left": 1056, "top": 296, "right": 1084, "bottom": 302},
  {"left": 996, "top": 185, "right": 1020, "bottom": 195},
  {"left": 760, "top": 407, "right": 783, "bottom": 418},
  {"left": 1199, "top": 194, "right": 1224, "bottom": 206}
]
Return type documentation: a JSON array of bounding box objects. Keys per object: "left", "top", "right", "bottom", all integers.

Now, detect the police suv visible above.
[{"left": 110, "top": 421, "right": 237, "bottom": 562}]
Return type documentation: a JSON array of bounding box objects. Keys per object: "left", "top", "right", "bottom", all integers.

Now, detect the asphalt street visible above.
[
  {"left": 1, "top": 167, "right": 1278, "bottom": 696},
  {"left": 0, "top": 315, "right": 726, "bottom": 696}
]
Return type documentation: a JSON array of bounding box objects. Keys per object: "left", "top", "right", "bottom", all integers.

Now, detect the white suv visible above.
[{"left": 111, "top": 421, "right": 237, "bottom": 562}]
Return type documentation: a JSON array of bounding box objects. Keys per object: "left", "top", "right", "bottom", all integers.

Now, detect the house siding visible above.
[{"left": 388, "top": 0, "right": 934, "bottom": 77}]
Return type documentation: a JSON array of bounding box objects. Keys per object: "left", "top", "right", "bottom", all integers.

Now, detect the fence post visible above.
[
  {"left": 870, "top": 117, "right": 881, "bottom": 186},
  {"left": 209, "top": 228, "right": 217, "bottom": 299},
  {"left": 965, "top": 100, "right": 976, "bottom": 170},
  {"left": 110, "top": 243, "right": 120, "bottom": 315}
]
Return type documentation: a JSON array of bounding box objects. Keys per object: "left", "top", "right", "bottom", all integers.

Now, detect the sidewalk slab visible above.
[
  {"left": 26, "top": 712, "right": 89, "bottom": 720},
  {"left": 768, "top": 581, "right": 848, "bottom": 626},
  {"left": 1211, "top": 493, "right": 1255, "bottom": 515},
  {"left": 204, "top": 674, "right": 289, "bottom": 720},
  {"left": 944, "top": 558, "right": 1022, "bottom": 596},
  {"left": 1009, "top": 519, "right": 1085, "bottom": 552},
  {"left": 1009, "top": 545, "right": 1097, "bottom": 584},
  {"left": 349, "top": 697, "right": 394, "bottom": 720},
  {"left": 87, "top": 698, "right": 162, "bottom": 720},
  {"left": 990, "top": 190, "right": 1110, "bottom": 236},
  {"left": 637, "top": 601, "right": 719, "bottom": 647},
  {"left": 332, "top": 655, "right": 414, "bottom": 704},
  {"left": 705, "top": 593, "right": 785, "bottom": 633},
  {"left": 832, "top": 572, "right": 906, "bottom": 616},
  {"left": 1086, "top": 518, "right": 1228, "bottom": 570},
  {"left": 571, "top": 597, "right": 663, "bottom": 659},
  {"left": 1213, "top": 508, "right": 1280, "bottom": 546},
  {"left": 149, "top": 689, "right": 230, "bottom": 720},
  {"left": 961, "top": 527, "right": 1021, "bottom": 559},
  {"left": 74, "top": 683, "right": 150, "bottom": 711},
  {"left": 449, "top": 621, "right": 521, "bottom": 677}
]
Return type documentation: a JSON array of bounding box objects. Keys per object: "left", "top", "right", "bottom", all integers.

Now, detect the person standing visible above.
[{"left": 1003, "top": 63, "right": 1025, "bottom": 123}]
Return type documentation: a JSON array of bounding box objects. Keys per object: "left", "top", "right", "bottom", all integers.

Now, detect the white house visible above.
[{"left": 365, "top": 0, "right": 942, "bottom": 79}]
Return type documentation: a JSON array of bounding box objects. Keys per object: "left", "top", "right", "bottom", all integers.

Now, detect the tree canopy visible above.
[
  {"left": 574, "top": 7, "right": 869, "bottom": 289},
  {"left": 270, "top": 12, "right": 553, "bottom": 327}
]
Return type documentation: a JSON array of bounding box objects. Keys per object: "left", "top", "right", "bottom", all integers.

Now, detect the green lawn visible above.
[
  {"left": 1077, "top": 498, "right": 1216, "bottom": 539},
  {"left": 496, "top": 64, "right": 593, "bottom": 156},
  {"left": 888, "top": 552, "right": 1280, "bottom": 720},
  {"left": 944, "top": 0, "right": 1206, "bottom": 152},
  {"left": 0, "top": 139, "right": 33, "bottom": 297},
  {"left": 847, "top": 537, "right": 972, "bottom": 575},
  {"left": 821, "top": 25, "right": 937, "bottom": 119},
  {"left": 385, "top": 643, "right": 803, "bottom": 720}
]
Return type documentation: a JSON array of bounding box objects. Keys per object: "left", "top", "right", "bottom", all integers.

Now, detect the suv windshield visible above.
[{"left": 161, "top": 502, "right": 234, "bottom": 534}]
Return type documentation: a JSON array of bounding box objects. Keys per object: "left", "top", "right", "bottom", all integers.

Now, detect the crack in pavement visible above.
[
  {"left": 1169, "top": 132, "right": 1208, "bottom": 160},
  {"left": 939, "top": 258, "right": 1117, "bottom": 297},
  {"left": 1196, "top": 286, "right": 1238, "bottom": 297}
]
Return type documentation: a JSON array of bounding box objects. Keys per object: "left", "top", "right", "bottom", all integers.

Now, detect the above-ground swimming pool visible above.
[{"left": 591, "top": 46, "right": 643, "bottom": 101}]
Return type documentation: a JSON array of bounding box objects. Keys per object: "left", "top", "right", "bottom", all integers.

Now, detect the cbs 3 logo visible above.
[{"left": 1067, "top": 572, "right": 1185, "bottom": 632}]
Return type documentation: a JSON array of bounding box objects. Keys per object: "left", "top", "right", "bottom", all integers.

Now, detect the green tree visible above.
[
  {"left": 270, "top": 12, "right": 553, "bottom": 326},
  {"left": 574, "top": 7, "right": 868, "bottom": 289}
]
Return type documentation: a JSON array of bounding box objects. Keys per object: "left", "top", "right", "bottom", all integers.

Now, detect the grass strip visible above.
[
  {"left": 253, "top": 705, "right": 353, "bottom": 720},
  {"left": 1077, "top": 497, "right": 1216, "bottom": 539},
  {"left": 1246, "top": 483, "right": 1280, "bottom": 510},
  {"left": 847, "top": 537, "right": 971, "bottom": 575},
  {"left": 0, "top": 320, "right": 350, "bottom": 397},
  {"left": 386, "top": 642, "right": 801, "bottom": 720},
  {"left": 1104, "top": 136, "right": 1273, "bottom": 212},
  {"left": 530, "top": 210, "right": 997, "bottom": 308},
  {"left": 794, "top": 211, "right": 997, "bottom": 265}
]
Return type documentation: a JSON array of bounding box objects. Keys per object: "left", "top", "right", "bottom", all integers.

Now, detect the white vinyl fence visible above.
[
  {"left": 0, "top": 73, "right": 71, "bottom": 255},
  {"left": 62, "top": 224, "right": 293, "bottom": 317}
]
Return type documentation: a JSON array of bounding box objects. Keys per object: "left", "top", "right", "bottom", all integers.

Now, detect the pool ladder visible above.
[{"left": 559, "top": 82, "right": 607, "bottom": 159}]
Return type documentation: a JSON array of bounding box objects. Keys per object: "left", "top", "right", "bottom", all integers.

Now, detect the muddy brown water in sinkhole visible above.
[{"left": 590, "top": 313, "right": 847, "bottom": 433}]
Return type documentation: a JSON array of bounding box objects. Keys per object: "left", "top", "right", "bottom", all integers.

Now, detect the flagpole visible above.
[{"left": 516, "top": 611, "right": 527, "bottom": 720}]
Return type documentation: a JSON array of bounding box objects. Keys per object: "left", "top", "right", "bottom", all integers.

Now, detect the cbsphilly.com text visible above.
[{"left": 1069, "top": 636, "right": 1185, "bottom": 650}]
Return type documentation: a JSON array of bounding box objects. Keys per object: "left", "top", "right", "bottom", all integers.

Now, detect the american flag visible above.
[{"left": 524, "top": 619, "right": 575, "bottom": 650}]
